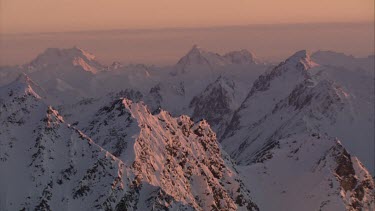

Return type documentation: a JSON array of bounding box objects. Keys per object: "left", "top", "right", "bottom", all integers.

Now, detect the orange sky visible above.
[{"left": 1, "top": 0, "right": 374, "bottom": 34}]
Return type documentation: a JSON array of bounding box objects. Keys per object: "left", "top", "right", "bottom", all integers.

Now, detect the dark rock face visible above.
[
  {"left": 111, "top": 89, "right": 143, "bottom": 102},
  {"left": 189, "top": 76, "right": 236, "bottom": 137},
  {"left": 335, "top": 149, "right": 357, "bottom": 192},
  {"left": 331, "top": 144, "right": 375, "bottom": 210},
  {"left": 85, "top": 99, "right": 134, "bottom": 157},
  {"left": 147, "top": 84, "right": 163, "bottom": 112}
]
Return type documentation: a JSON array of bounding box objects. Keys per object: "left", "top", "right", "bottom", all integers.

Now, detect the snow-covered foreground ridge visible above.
[
  {"left": 0, "top": 74, "right": 258, "bottom": 210},
  {"left": 0, "top": 46, "right": 374, "bottom": 210}
]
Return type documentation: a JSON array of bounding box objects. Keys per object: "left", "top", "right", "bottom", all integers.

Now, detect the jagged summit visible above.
[
  {"left": 188, "top": 44, "right": 203, "bottom": 55},
  {"left": 288, "top": 49, "right": 309, "bottom": 59},
  {"left": 176, "top": 44, "right": 224, "bottom": 67},
  {"left": 76, "top": 98, "right": 259, "bottom": 210},
  {"left": 181, "top": 45, "right": 204, "bottom": 59},
  {"left": 0, "top": 82, "right": 129, "bottom": 210},
  {"left": 246, "top": 50, "right": 316, "bottom": 99},
  {"left": 284, "top": 50, "right": 317, "bottom": 70},
  {"left": 174, "top": 45, "right": 260, "bottom": 74},
  {"left": 178, "top": 45, "right": 259, "bottom": 66},
  {"left": 222, "top": 50, "right": 325, "bottom": 152},
  {"left": 0, "top": 73, "right": 45, "bottom": 99}
]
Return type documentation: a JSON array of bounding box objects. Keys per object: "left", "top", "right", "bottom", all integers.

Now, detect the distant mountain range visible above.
[{"left": 0, "top": 46, "right": 374, "bottom": 210}]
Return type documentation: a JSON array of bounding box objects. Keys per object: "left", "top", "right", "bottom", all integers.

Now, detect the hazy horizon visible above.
[
  {"left": 1, "top": 22, "right": 373, "bottom": 66},
  {"left": 1, "top": 0, "right": 373, "bottom": 66},
  {"left": 1, "top": 0, "right": 373, "bottom": 34}
]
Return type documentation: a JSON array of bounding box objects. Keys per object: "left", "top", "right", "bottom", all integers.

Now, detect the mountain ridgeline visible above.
[{"left": 0, "top": 46, "right": 374, "bottom": 210}]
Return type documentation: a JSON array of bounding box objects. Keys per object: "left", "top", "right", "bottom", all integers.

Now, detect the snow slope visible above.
[
  {"left": 239, "top": 134, "right": 374, "bottom": 211},
  {"left": 0, "top": 74, "right": 259, "bottom": 210},
  {"left": 218, "top": 50, "right": 375, "bottom": 210},
  {"left": 221, "top": 50, "right": 374, "bottom": 173},
  {"left": 0, "top": 74, "right": 129, "bottom": 210},
  {"left": 0, "top": 46, "right": 374, "bottom": 210}
]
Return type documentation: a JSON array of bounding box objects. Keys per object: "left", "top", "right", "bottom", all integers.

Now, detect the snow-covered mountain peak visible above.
[
  {"left": 72, "top": 46, "right": 96, "bottom": 60},
  {"left": 178, "top": 45, "right": 259, "bottom": 66},
  {"left": 1, "top": 73, "right": 44, "bottom": 99},
  {"left": 1, "top": 44, "right": 374, "bottom": 210},
  {"left": 284, "top": 50, "right": 318, "bottom": 70},
  {"left": 288, "top": 49, "right": 308, "bottom": 60},
  {"left": 180, "top": 45, "right": 206, "bottom": 60},
  {"left": 80, "top": 98, "right": 259, "bottom": 210},
  {"left": 37, "top": 47, "right": 96, "bottom": 61},
  {"left": 176, "top": 45, "right": 225, "bottom": 68},
  {"left": 223, "top": 49, "right": 258, "bottom": 64},
  {"left": 27, "top": 47, "right": 103, "bottom": 74},
  {"left": 246, "top": 50, "right": 314, "bottom": 99},
  {"left": 188, "top": 44, "right": 203, "bottom": 54},
  {"left": 0, "top": 83, "right": 131, "bottom": 210},
  {"left": 174, "top": 45, "right": 262, "bottom": 75}
]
